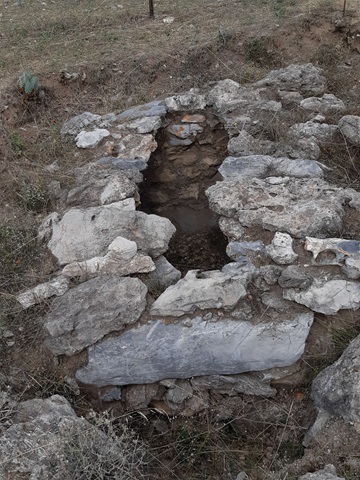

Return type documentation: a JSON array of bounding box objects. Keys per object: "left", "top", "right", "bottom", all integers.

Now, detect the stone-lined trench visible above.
[{"left": 139, "top": 110, "right": 230, "bottom": 273}]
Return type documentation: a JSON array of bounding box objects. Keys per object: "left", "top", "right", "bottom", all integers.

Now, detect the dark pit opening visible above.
[{"left": 139, "top": 109, "right": 230, "bottom": 274}]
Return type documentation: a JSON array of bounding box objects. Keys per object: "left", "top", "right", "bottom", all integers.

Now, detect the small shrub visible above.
[
  {"left": 61, "top": 411, "right": 149, "bottom": 480},
  {"left": 17, "top": 71, "right": 41, "bottom": 96},
  {"left": 9, "top": 133, "right": 27, "bottom": 155},
  {"left": 244, "top": 36, "right": 277, "bottom": 67},
  {"left": 18, "top": 181, "right": 51, "bottom": 213}
]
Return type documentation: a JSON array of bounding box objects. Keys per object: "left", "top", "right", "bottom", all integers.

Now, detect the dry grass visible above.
[{"left": 1, "top": 0, "right": 360, "bottom": 479}]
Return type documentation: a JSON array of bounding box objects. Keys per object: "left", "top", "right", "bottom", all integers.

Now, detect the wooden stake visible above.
[{"left": 149, "top": 0, "right": 154, "bottom": 18}]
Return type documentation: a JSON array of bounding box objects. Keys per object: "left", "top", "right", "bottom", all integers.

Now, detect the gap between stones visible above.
[{"left": 139, "top": 109, "right": 230, "bottom": 274}]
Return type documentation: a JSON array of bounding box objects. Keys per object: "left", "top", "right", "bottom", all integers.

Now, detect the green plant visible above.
[
  {"left": 18, "top": 181, "right": 51, "bottom": 212},
  {"left": 17, "top": 71, "right": 41, "bottom": 96},
  {"left": 244, "top": 36, "right": 276, "bottom": 67},
  {"left": 10, "top": 133, "right": 27, "bottom": 155}
]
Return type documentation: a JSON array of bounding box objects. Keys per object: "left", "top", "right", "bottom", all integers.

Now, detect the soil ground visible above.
[{"left": 1, "top": 0, "right": 360, "bottom": 478}]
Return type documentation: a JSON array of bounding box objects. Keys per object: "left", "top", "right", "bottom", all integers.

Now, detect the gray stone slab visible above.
[
  {"left": 76, "top": 312, "right": 314, "bottom": 386},
  {"left": 116, "top": 100, "right": 167, "bottom": 121}
]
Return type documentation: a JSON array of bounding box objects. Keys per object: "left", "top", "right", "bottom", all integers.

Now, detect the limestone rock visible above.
[
  {"left": 165, "top": 89, "right": 206, "bottom": 111},
  {"left": 288, "top": 121, "right": 338, "bottom": 143},
  {"left": 67, "top": 165, "right": 137, "bottom": 207},
  {"left": 226, "top": 240, "right": 264, "bottom": 261},
  {"left": 265, "top": 232, "right": 298, "bottom": 264},
  {"left": 44, "top": 276, "right": 147, "bottom": 355},
  {"left": 283, "top": 279, "right": 360, "bottom": 314},
  {"left": 207, "top": 78, "right": 244, "bottom": 113},
  {"left": 207, "top": 177, "right": 347, "bottom": 238},
  {"left": 338, "top": 115, "right": 360, "bottom": 144},
  {"left": 62, "top": 236, "right": 155, "bottom": 279},
  {"left": 254, "top": 63, "right": 326, "bottom": 95},
  {"left": 219, "top": 155, "right": 324, "bottom": 181},
  {"left": 312, "top": 334, "right": 360, "bottom": 426},
  {"left": 126, "top": 115, "right": 162, "bottom": 133},
  {"left": 166, "top": 123, "right": 203, "bottom": 139},
  {"left": 219, "top": 217, "right": 245, "bottom": 241},
  {"left": 76, "top": 312, "right": 314, "bottom": 386},
  {"left": 305, "top": 236, "right": 360, "bottom": 278},
  {"left": 116, "top": 133, "right": 157, "bottom": 162},
  {"left": 279, "top": 137, "right": 321, "bottom": 160},
  {"left": 191, "top": 374, "right": 276, "bottom": 397},
  {"left": 227, "top": 131, "right": 274, "bottom": 157},
  {"left": 0, "top": 394, "right": 144, "bottom": 480},
  {"left": 298, "top": 465, "right": 345, "bottom": 480},
  {"left": 16, "top": 277, "right": 70, "bottom": 309},
  {"left": 97, "top": 156, "right": 146, "bottom": 176},
  {"left": 45, "top": 203, "right": 175, "bottom": 265},
  {"left": 0, "top": 395, "right": 86, "bottom": 479},
  {"left": 61, "top": 111, "right": 101, "bottom": 136},
  {"left": 278, "top": 265, "right": 313, "bottom": 289},
  {"left": 300, "top": 94, "right": 345, "bottom": 114},
  {"left": 75, "top": 128, "right": 110, "bottom": 148},
  {"left": 116, "top": 100, "right": 167, "bottom": 121},
  {"left": 141, "top": 255, "right": 181, "bottom": 290},
  {"left": 150, "top": 266, "right": 248, "bottom": 317}
]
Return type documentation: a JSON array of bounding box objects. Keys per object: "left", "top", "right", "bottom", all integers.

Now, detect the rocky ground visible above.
[{"left": 1, "top": 1, "right": 360, "bottom": 479}]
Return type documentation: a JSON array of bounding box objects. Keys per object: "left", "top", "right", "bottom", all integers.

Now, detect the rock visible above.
[
  {"left": 300, "top": 94, "right": 345, "bottom": 114},
  {"left": 0, "top": 395, "right": 146, "bottom": 480},
  {"left": 278, "top": 265, "right": 313, "bottom": 289},
  {"left": 76, "top": 312, "right": 314, "bottom": 386},
  {"left": 207, "top": 177, "right": 347, "bottom": 238},
  {"left": 61, "top": 111, "right": 101, "bottom": 135},
  {"left": 166, "top": 123, "right": 203, "bottom": 138},
  {"left": 75, "top": 128, "right": 110, "bottom": 148},
  {"left": 165, "top": 380, "right": 193, "bottom": 406},
  {"left": 165, "top": 89, "right": 206, "bottom": 111},
  {"left": 100, "top": 387, "right": 122, "bottom": 402},
  {"left": 305, "top": 237, "right": 360, "bottom": 276},
  {"left": 254, "top": 63, "right": 326, "bottom": 95},
  {"left": 288, "top": 121, "right": 338, "bottom": 143},
  {"left": 338, "top": 115, "right": 360, "bottom": 144},
  {"left": 181, "top": 113, "right": 206, "bottom": 123},
  {"left": 219, "top": 155, "right": 324, "bottom": 181},
  {"left": 0, "top": 395, "right": 85, "bottom": 479},
  {"left": 150, "top": 266, "right": 248, "bottom": 317},
  {"left": 226, "top": 240, "right": 264, "bottom": 261},
  {"left": 126, "top": 115, "right": 162, "bottom": 133},
  {"left": 219, "top": 217, "right": 245, "bottom": 241},
  {"left": 191, "top": 374, "right": 276, "bottom": 397},
  {"left": 279, "top": 137, "right": 321, "bottom": 160},
  {"left": 16, "top": 276, "right": 70, "bottom": 309},
  {"left": 207, "top": 78, "right": 244, "bottom": 113},
  {"left": 62, "top": 236, "right": 155, "bottom": 279},
  {"left": 116, "top": 133, "right": 157, "bottom": 162},
  {"left": 312, "top": 333, "right": 360, "bottom": 426},
  {"left": 116, "top": 100, "right": 167, "bottom": 122},
  {"left": 97, "top": 156, "right": 147, "bottom": 176},
  {"left": 44, "top": 276, "right": 147, "bottom": 355},
  {"left": 298, "top": 465, "right": 345, "bottom": 480},
  {"left": 125, "top": 384, "right": 160, "bottom": 410},
  {"left": 283, "top": 279, "right": 360, "bottom": 314},
  {"left": 259, "top": 265, "right": 283, "bottom": 285},
  {"left": 265, "top": 232, "right": 298, "bottom": 264},
  {"left": 141, "top": 255, "right": 181, "bottom": 290},
  {"left": 168, "top": 136, "right": 194, "bottom": 146},
  {"left": 66, "top": 165, "right": 137, "bottom": 207},
  {"left": 227, "top": 131, "right": 274, "bottom": 157},
  {"left": 45, "top": 204, "right": 176, "bottom": 265}
]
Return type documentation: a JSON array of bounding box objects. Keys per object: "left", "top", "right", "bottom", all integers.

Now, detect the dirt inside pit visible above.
[{"left": 139, "top": 109, "right": 230, "bottom": 273}]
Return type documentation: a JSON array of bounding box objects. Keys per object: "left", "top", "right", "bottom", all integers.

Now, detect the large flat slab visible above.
[{"left": 76, "top": 312, "right": 314, "bottom": 387}]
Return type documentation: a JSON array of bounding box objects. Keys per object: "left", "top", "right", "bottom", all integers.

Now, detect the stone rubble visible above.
[{"left": 12, "top": 63, "right": 360, "bottom": 426}]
